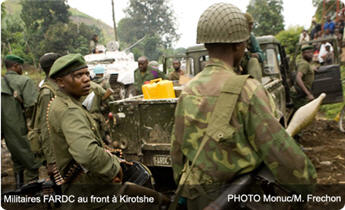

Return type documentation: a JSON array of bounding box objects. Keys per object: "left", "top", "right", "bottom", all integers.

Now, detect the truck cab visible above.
[{"left": 165, "top": 35, "right": 293, "bottom": 125}]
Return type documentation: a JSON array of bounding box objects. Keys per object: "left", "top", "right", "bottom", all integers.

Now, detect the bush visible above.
[
  {"left": 320, "top": 65, "right": 345, "bottom": 119},
  {"left": 276, "top": 26, "right": 304, "bottom": 56}
]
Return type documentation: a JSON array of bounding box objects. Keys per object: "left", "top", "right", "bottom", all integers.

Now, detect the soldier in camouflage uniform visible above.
[
  {"left": 293, "top": 45, "right": 315, "bottom": 109},
  {"left": 133, "top": 56, "right": 166, "bottom": 94},
  {"left": 48, "top": 54, "right": 125, "bottom": 209},
  {"left": 171, "top": 3, "right": 316, "bottom": 209},
  {"left": 1, "top": 55, "right": 41, "bottom": 188},
  {"left": 29, "top": 53, "right": 60, "bottom": 176}
]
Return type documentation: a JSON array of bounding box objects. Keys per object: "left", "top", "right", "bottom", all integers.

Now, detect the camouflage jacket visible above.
[{"left": 171, "top": 58, "right": 316, "bottom": 198}]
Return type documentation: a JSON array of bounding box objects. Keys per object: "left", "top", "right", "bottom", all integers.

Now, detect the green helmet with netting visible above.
[{"left": 197, "top": 3, "right": 249, "bottom": 44}]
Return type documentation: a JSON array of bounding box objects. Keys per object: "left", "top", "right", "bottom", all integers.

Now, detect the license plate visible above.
[{"left": 153, "top": 155, "right": 171, "bottom": 166}]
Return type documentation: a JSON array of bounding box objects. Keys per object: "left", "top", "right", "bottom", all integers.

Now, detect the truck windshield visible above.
[{"left": 263, "top": 48, "right": 279, "bottom": 74}]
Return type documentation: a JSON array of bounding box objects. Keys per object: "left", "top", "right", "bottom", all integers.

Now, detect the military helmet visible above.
[
  {"left": 92, "top": 65, "right": 105, "bottom": 74},
  {"left": 197, "top": 3, "right": 249, "bottom": 44}
]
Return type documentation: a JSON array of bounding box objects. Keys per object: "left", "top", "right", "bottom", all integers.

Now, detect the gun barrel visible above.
[{"left": 204, "top": 174, "right": 254, "bottom": 210}]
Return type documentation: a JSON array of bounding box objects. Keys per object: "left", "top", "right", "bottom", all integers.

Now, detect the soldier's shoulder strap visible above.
[
  {"left": 169, "top": 73, "right": 249, "bottom": 210},
  {"left": 206, "top": 73, "right": 250, "bottom": 141},
  {"left": 41, "top": 83, "right": 57, "bottom": 96},
  {"left": 2, "top": 75, "right": 24, "bottom": 104}
]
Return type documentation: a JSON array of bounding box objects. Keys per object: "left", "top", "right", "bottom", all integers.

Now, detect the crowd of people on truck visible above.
[{"left": 301, "top": 14, "right": 345, "bottom": 66}]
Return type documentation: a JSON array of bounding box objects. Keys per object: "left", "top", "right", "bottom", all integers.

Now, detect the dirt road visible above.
[
  {"left": 1, "top": 119, "right": 345, "bottom": 209},
  {"left": 299, "top": 119, "right": 345, "bottom": 209}
]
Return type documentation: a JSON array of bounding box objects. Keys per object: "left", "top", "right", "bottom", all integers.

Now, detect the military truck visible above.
[{"left": 108, "top": 35, "right": 343, "bottom": 191}]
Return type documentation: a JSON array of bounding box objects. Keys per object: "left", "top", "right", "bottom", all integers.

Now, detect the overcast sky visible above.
[{"left": 67, "top": 0, "right": 319, "bottom": 48}]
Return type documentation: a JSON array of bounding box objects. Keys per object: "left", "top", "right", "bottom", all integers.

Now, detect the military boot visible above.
[{"left": 15, "top": 170, "right": 24, "bottom": 189}]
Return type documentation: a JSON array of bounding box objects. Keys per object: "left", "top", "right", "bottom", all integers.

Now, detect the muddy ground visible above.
[
  {"left": 298, "top": 119, "right": 345, "bottom": 209},
  {"left": 1, "top": 119, "right": 345, "bottom": 209}
]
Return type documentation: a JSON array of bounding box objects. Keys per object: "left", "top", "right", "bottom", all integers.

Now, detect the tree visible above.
[
  {"left": 20, "top": 0, "right": 70, "bottom": 63},
  {"left": 275, "top": 26, "right": 303, "bottom": 56},
  {"left": 42, "top": 22, "right": 100, "bottom": 56},
  {"left": 18, "top": 0, "right": 103, "bottom": 64},
  {"left": 118, "top": 0, "right": 179, "bottom": 60},
  {"left": 247, "top": 0, "right": 285, "bottom": 36},
  {"left": 1, "top": 3, "right": 34, "bottom": 64},
  {"left": 312, "top": 0, "right": 344, "bottom": 23}
]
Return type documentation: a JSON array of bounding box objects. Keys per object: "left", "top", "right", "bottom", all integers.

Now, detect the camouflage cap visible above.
[
  {"left": 244, "top": 13, "right": 254, "bottom": 24},
  {"left": 197, "top": 3, "right": 249, "bottom": 44},
  {"left": 301, "top": 45, "right": 314, "bottom": 51},
  {"left": 4, "top": 55, "right": 24, "bottom": 64},
  {"left": 49, "top": 54, "right": 87, "bottom": 78}
]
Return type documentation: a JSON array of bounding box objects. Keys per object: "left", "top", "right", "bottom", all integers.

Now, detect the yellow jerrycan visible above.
[{"left": 142, "top": 78, "right": 176, "bottom": 99}]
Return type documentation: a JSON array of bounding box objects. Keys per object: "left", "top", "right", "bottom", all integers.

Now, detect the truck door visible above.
[{"left": 312, "top": 64, "right": 344, "bottom": 104}]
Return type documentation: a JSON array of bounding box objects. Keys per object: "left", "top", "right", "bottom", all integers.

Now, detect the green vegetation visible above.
[
  {"left": 118, "top": 0, "right": 179, "bottom": 60},
  {"left": 246, "top": 0, "right": 285, "bottom": 36},
  {"left": 320, "top": 66, "right": 345, "bottom": 119},
  {"left": 276, "top": 26, "right": 304, "bottom": 56},
  {"left": 312, "top": 0, "right": 344, "bottom": 22},
  {"left": 1, "top": 0, "right": 114, "bottom": 66}
]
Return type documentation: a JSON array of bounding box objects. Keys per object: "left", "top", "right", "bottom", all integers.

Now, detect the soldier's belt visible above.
[{"left": 52, "top": 162, "right": 83, "bottom": 186}]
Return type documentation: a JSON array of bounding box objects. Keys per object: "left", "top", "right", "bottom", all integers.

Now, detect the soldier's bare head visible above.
[
  {"left": 39, "top": 53, "right": 61, "bottom": 76},
  {"left": 205, "top": 42, "right": 246, "bottom": 67},
  {"left": 138, "top": 56, "right": 148, "bottom": 72},
  {"left": 173, "top": 59, "right": 181, "bottom": 71}
]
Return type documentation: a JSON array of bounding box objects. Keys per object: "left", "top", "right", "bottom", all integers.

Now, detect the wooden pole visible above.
[
  {"left": 111, "top": 0, "right": 118, "bottom": 42},
  {"left": 336, "top": 0, "right": 340, "bottom": 22},
  {"left": 322, "top": 0, "right": 326, "bottom": 33}
]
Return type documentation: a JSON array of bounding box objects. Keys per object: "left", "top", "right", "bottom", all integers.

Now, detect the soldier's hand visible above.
[
  {"left": 118, "top": 158, "right": 133, "bottom": 166},
  {"left": 112, "top": 168, "right": 123, "bottom": 183},
  {"left": 251, "top": 53, "right": 259, "bottom": 59},
  {"left": 47, "top": 163, "right": 56, "bottom": 176},
  {"left": 307, "top": 94, "right": 315, "bottom": 101}
]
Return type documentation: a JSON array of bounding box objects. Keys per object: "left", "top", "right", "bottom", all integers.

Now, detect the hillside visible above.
[{"left": 2, "top": 0, "right": 114, "bottom": 43}]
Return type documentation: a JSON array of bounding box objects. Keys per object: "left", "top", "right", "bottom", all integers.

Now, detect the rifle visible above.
[
  {"left": 204, "top": 166, "right": 291, "bottom": 210},
  {"left": 2, "top": 179, "right": 54, "bottom": 196}
]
